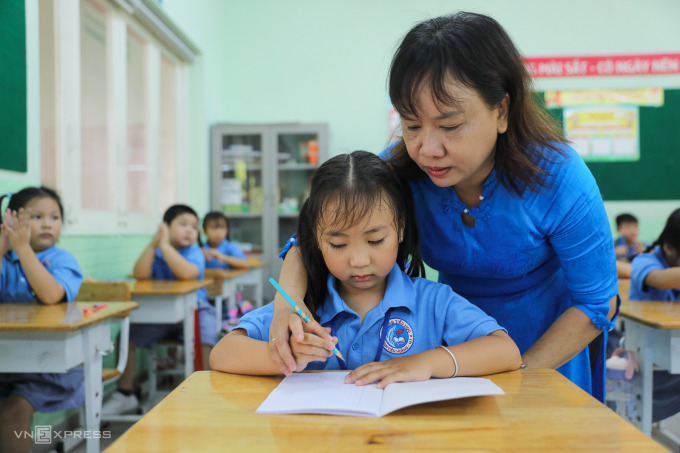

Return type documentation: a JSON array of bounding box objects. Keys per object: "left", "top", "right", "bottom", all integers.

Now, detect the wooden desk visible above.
[
  {"left": 619, "top": 294, "right": 680, "bottom": 435},
  {"left": 0, "top": 301, "right": 138, "bottom": 453},
  {"left": 130, "top": 279, "right": 210, "bottom": 379},
  {"left": 105, "top": 369, "right": 663, "bottom": 452},
  {"left": 205, "top": 259, "right": 270, "bottom": 332}
]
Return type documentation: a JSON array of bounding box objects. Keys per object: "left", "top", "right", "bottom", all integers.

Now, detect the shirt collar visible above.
[
  {"left": 9, "top": 246, "right": 56, "bottom": 263},
  {"left": 316, "top": 263, "right": 416, "bottom": 325}
]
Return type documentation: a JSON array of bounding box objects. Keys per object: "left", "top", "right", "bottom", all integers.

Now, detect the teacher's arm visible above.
[
  {"left": 268, "top": 245, "right": 332, "bottom": 374},
  {"left": 524, "top": 152, "right": 619, "bottom": 369}
]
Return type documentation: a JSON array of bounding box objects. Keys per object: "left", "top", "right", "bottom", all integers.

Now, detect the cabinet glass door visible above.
[{"left": 219, "top": 131, "right": 265, "bottom": 256}]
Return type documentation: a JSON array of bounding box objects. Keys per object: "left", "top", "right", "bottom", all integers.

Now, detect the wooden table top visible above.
[
  {"left": 104, "top": 369, "right": 664, "bottom": 453},
  {"left": 618, "top": 278, "right": 680, "bottom": 329},
  {"left": 130, "top": 279, "right": 211, "bottom": 296},
  {"left": 0, "top": 301, "right": 138, "bottom": 332}
]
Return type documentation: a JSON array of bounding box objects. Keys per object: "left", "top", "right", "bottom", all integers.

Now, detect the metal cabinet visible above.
[{"left": 210, "top": 123, "right": 328, "bottom": 302}]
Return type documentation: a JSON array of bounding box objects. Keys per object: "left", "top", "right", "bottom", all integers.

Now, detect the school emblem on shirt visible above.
[{"left": 382, "top": 319, "right": 413, "bottom": 354}]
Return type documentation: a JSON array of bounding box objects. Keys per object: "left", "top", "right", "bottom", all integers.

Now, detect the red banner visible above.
[{"left": 524, "top": 53, "right": 680, "bottom": 78}]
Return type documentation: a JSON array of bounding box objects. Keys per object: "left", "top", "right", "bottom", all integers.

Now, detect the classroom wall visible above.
[{"left": 160, "top": 0, "right": 680, "bottom": 244}]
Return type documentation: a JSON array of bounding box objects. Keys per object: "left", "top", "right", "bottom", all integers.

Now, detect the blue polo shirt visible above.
[
  {"left": 203, "top": 238, "right": 246, "bottom": 269},
  {"left": 630, "top": 247, "right": 680, "bottom": 301},
  {"left": 0, "top": 246, "right": 82, "bottom": 303},
  {"left": 237, "top": 264, "right": 504, "bottom": 370},
  {"left": 152, "top": 244, "right": 208, "bottom": 303}
]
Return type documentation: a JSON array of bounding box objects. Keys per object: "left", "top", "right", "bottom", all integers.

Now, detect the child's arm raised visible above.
[
  {"left": 5, "top": 210, "right": 65, "bottom": 304},
  {"left": 645, "top": 267, "right": 680, "bottom": 290},
  {"left": 345, "top": 330, "right": 521, "bottom": 389},
  {"left": 133, "top": 224, "right": 163, "bottom": 279},
  {"left": 210, "top": 328, "right": 336, "bottom": 375}
]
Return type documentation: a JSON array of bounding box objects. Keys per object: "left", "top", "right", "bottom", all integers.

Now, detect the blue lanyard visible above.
[{"left": 330, "top": 307, "right": 394, "bottom": 370}]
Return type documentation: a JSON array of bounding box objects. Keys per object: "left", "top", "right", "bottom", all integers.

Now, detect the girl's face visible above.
[
  {"left": 316, "top": 201, "right": 400, "bottom": 300},
  {"left": 400, "top": 80, "right": 508, "bottom": 193},
  {"left": 204, "top": 219, "right": 228, "bottom": 245},
  {"left": 168, "top": 213, "right": 199, "bottom": 249},
  {"left": 25, "top": 197, "right": 62, "bottom": 252}
]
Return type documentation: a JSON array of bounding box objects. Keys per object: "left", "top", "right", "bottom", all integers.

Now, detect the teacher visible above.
[{"left": 268, "top": 11, "right": 618, "bottom": 401}]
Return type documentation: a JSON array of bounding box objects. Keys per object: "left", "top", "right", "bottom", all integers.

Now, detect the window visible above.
[{"left": 36, "top": 0, "right": 197, "bottom": 234}]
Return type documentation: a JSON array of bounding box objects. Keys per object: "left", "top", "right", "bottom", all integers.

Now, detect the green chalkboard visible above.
[
  {"left": 544, "top": 89, "right": 680, "bottom": 201},
  {"left": 0, "top": 0, "right": 27, "bottom": 173}
]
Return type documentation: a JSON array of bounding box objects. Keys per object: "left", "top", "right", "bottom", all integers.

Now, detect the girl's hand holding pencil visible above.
[{"left": 268, "top": 277, "right": 341, "bottom": 375}]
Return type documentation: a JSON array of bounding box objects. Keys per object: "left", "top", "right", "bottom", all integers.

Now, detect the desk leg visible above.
[
  {"left": 82, "top": 324, "right": 107, "bottom": 453},
  {"left": 183, "top": 294, "right": 195, "bottom": 378},
  {"left": 214, "top": 295, "right": 223, "bottom": 334},
  {"left": 628, "top": 321, "right": 654, "bottom": 435},
  {"left": 253, "top": 268, "right": 263, "bottom": 308}
]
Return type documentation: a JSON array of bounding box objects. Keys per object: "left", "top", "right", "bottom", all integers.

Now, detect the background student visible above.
[
  {"left": 614, "top": 213, "right": 647, "bottom": 261},
  {"left": 210, "top": 151, "right": 521, "bottom": 385},
  {"left": 267, "top": 11, "right": 617, "bottom": 402},
  {"left": 0, "top": 187, "right": 83, "bottom": 453},
  {"left": 202, "top": 211, "right": 249, "bottom": 270},
  {"left": 627, "top": 207, "right": 680, "bottom": 422},
  {"left": 102, "top": 204, "right": 217, "bottom": 416}
]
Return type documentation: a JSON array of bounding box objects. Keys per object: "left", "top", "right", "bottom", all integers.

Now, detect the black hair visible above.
[
  {"left": 616, "top": 213, "right": 638, "bottom": 228},
  {"left": 0, "top": 186, "right": 64, "bottom": 225},
  {"left": 162, "top": 204, "right": 203, "bottom": 247},
  {"left": 387, "top": 11, "right": 565, "bottom": 195},
  {"left": 646, "top": 208, "right": 680, "bottom": 254},
  {"left": 297, "top": 151, "right": 424, "bottom": 319},
  {"left": 202, "top": 211, "right": 230, "bottom": 240}
]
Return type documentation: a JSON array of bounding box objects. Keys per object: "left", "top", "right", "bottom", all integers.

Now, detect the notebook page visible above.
[
  {"left": 379, "top": 377, "right": 504, "bottom": 416},
  {"left": 256, "top": 372, "right": 384, "bottom": 416}
]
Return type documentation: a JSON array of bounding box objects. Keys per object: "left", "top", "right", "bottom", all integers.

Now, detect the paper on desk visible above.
[{"left": 255, "top": 372, "right": 504, "bottom": 417}]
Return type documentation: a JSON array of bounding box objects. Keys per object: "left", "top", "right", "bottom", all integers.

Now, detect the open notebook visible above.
[{"left": 256, "top": 372, "right": 504, "bottom": 417}]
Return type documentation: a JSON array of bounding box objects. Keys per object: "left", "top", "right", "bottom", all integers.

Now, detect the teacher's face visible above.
[{"left": 400, "top": 81, "right": 508, "bottom": 191}]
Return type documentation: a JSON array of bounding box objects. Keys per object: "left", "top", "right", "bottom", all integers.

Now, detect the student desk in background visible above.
[
  {"left": 205, "top": 259, "right": 270, "bottom": 330},
  {"left": 0, "top": 301, "right": 138, "bottom": 453},
  {"left": 129, "top": 279, "right": 210, "bottom": 378},
  {"left": 618, "top": 290, "right": 680, "bottom": 436},
  {"left": 104, "top": 369, "right": 663, "bottom": 452}
]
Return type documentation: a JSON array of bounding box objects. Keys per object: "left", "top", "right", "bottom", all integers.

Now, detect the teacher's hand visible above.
[{"left": 268, "top": 300, "right": 333, "bottom": 375}]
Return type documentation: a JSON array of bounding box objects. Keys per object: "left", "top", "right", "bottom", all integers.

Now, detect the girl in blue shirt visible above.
[
  {"left": 0, "top": 187, "right": 83, "bottom": 453},
  {"left": 202, "top": 211, "right": 249, "bottom": 270},
  {"left": 630, "top": 208, "right": 680, "bottom": 301},
  {"left": 269, "top": 12, "right": 618, "bottom": 402},
  {"left": 103, "top": 204, "right": 217, "bottom": 416},
  {"left": 210, "top": 151, "right": 521, "bottom": 387}
]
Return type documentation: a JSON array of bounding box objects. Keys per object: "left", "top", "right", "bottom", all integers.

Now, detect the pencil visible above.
[{"left": 268, "top": 277, "right": 344, "bottom": 361}]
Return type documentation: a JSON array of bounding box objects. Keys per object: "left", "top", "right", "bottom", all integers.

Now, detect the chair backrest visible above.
[{"left": 76, "top": 281, "right": 131, "bottom": 302}]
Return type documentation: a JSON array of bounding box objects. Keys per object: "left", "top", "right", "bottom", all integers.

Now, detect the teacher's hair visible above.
[
  {"left": 387, "top": 11, "right": 566, "bottom": 195},
  {"left": 296, "top": 151, "right": 425, "bottom": 318}
]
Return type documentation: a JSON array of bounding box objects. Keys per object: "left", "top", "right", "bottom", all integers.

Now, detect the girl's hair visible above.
[
  {"left": 0, "top": 186, "right": 64, "bottom": 225},
  {"left": 202, "top": 211, "right": 230, "bottom": 240},
  {"left": 646, "top": 208, "right": 680, "bottom": 253},
  {"left": 297, "top": 151, "right": 425, "bottom": 318},
  {"left": 387, "top": 11, "right": 566, "bottom": 195},
  {"left": 163, "top": 204, "right": 203, "bottom": 247}
]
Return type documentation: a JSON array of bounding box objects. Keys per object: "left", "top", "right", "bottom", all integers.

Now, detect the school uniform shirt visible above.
[
  {"left": 614, "top": 236, "right": 647, "bottom": 260},
  {"left": 237, "top": 263, "right": 504, "bottom": 370},
  {"left": 630, "top": 247, "right": 680, "bottom": 301},
  {"left": 380, "top": 143, "right": 618, "bottom": 402},
  {"left": 203, "top": 239, "right": 247, "bottom": 269},
  {"left": 0, "top": 246, "right": 82, "bottom": 303},
  {"left": 0, "top": 246, "right": 84, "bottom": 412},
  {"left": 152, "top": 244, "right": 208, "bottom": 303}
]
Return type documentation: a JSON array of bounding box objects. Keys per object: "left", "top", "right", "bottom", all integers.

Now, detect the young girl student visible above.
[
  {"left": 202, "top": 211, "right": 249, "bottom": 270},
  {"left": 630, "top": 208, "right": 680, "bottom": 301},
  {"left": 628, "top": 208, "right": 680, "bottom": 422},
  {"left": 102, "top": 204, "right": 217, "bottom": 416},
  {"left": 210, "top": 151, "right": 521, "bottom": 386},
  {"left": 0, "top": 187, "right": 83, "bottom": 453}
]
